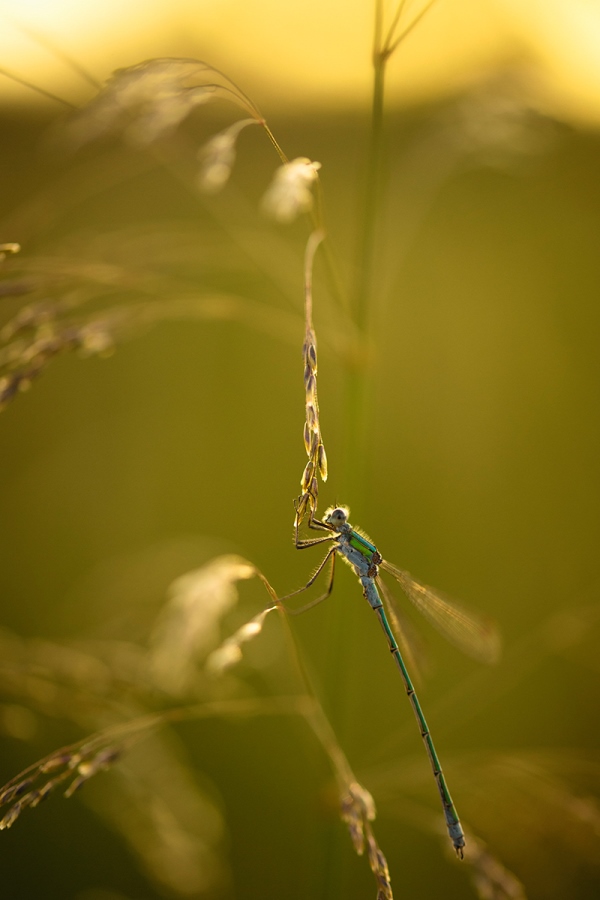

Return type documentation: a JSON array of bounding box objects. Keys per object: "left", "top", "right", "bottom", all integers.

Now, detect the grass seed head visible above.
[
  {"left": 303, "top": 421, "right": 312, "bottom": 454},
  {"left": 306, "top": 401, "right": 317, "bottom": 430},
  {"left": 0, "top": 779, "right": 33, "bottom": 806},
  {"left": 317, "top": 442, "right": 328, "bottom": 480},
  {"left": 341, "top": 783, "right": 393, "bottom": 899},
  {"left": 0, "top": 802, "right": 22, "bottom": 830},
  {"left": 261, "top": 158, "right": 321, "bottom": 223},
  {"left": 305, "top": 373, "right": 317, "bottom": 404},
  {"left": 205, "top": 608, "right": 273, "bottom": 676},
  {"left": 197, "top": 118, "right": 259, "bottom": 193},
  {"left": 303, "top": 338, "right": 317, "bottom": 372},
  {"left": 64, "top": 58, "right": 262, "bottom": 149},
  {"left": 150, "top": 555, "right": 257, "bottom": 694},
  {"left": 301, "top": 459, "right": 315, "bottom": 492}
]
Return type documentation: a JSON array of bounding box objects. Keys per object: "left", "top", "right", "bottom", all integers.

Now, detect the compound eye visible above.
[{"left": 331, "top": 507, "right": 347, "bottom": 524}]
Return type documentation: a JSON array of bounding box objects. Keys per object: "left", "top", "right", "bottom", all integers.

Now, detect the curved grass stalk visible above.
[
  {"left": 270, "top": 578, "right": 394, "bottom": 899},
  {"left": 0, "top": 696, "right": 312, "bottom": 829},
  {"left": 0, "top": 555, "right": 395, "bottom": 898}
]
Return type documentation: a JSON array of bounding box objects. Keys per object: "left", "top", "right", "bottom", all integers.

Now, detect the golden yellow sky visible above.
[{"left": 1, "top": 0, "right": 600, "bottom": 124}]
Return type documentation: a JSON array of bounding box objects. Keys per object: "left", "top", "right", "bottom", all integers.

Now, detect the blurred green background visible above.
[{"left": 1, "top": 3, "right": 600, "bottom": 899}]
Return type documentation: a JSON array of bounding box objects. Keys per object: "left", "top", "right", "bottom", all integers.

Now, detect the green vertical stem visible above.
[
  {"left": 342, "top": 41, "right": 388, "bottom": 512},
  {"left": 322, "top": 4, "right": 441, "bottom": 891},
  {"left": 340, "top": 0, "right": 438, "bottom": 500},
  {"left": 321, "top": 32, "right": 390, "bottom": 900},
  {"left": 320, "top": 14, "right": 392, "bottom": 898},
  {"left": 354, "top": 54, "right": 386, "bottom": 337}
]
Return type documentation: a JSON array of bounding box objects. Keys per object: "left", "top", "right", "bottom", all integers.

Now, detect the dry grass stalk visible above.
[
  {"left": 0, "top": 236, "right": 307, "bottom": 413},
  {"left": 0, "top": 321, "right": 114, "bottom": 411},
  {"left": 0, "top": 546, "right": 293, "bottom": 843},
  {"left": 0, "top": 57, "right": 324, "bottom": 415},
  {"left": 61, "top": 56, "right": 290, "bottom": 200},
  {"left": 0, "top": 737, "right": 124, "bottom": 830},
  {"left": 64, "top": 58, "right": 264, "bottom": 149},
  {"left": 0, "top": 694, "right": 304, "bottom": 835},
  {"left": 150, "top": 555, "right": 277, "bottom": 691},
  {"left": 341, "top": 782, "right": 393, "bottom": 900},
  {"left": 192, "top": 557, "right": 398, "bottom": 900},
  {"left": 295, "top": 230, "right": 328, "bottom": 526}
]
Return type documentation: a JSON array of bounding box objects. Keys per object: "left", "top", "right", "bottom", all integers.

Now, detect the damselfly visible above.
[{"left": 283, "top": 505, "right": 500, "bottom": 857}]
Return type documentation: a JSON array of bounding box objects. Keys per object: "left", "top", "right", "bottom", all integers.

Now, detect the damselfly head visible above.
[{"left": 324, "top": 506, "right": 349, "bottom": 529}]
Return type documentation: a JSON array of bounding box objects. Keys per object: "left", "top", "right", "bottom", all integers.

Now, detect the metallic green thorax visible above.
[{"left": 348, "top": 530, "right": 378, "bottom": 561}]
